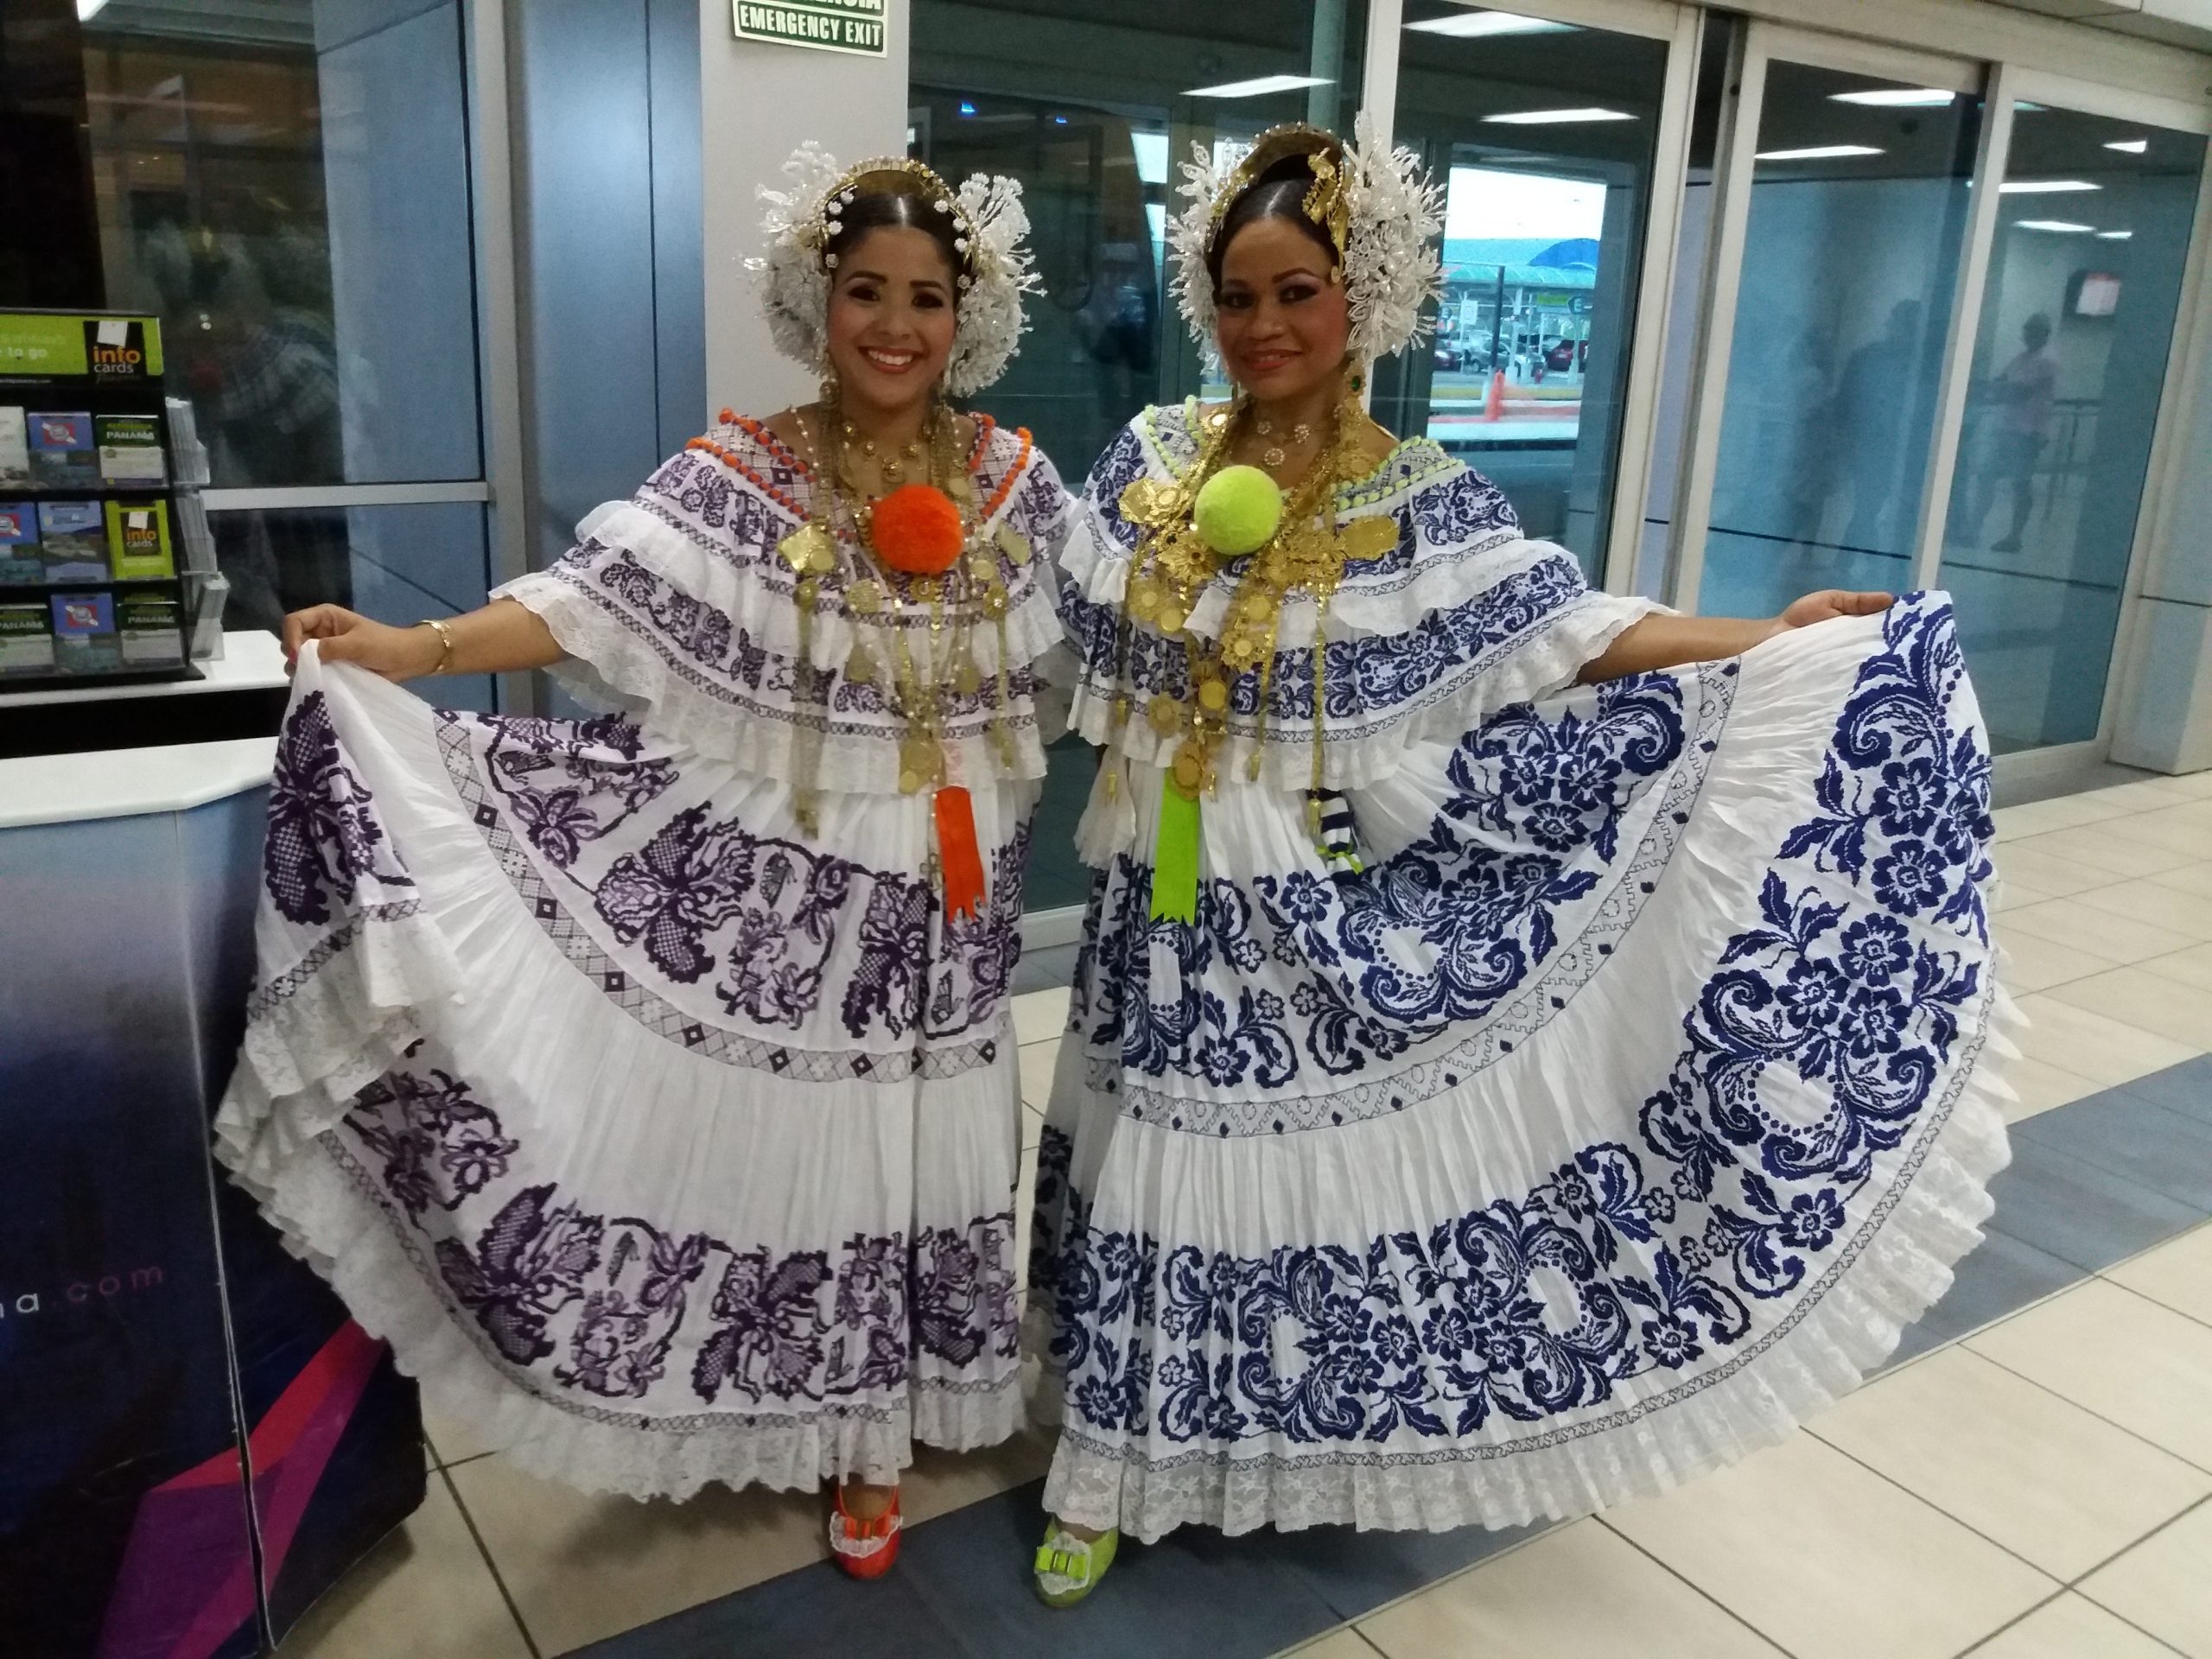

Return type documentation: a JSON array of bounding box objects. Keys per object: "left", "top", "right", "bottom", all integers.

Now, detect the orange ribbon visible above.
[{"left": 934, "top": 785, "right": 986, "bottom": 921}]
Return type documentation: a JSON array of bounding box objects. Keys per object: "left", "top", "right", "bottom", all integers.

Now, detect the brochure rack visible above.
[{"left": 0, "top": 308, "right": 214, "bottom": 692}]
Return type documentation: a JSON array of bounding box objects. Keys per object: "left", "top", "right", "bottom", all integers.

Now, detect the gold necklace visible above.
[
  {"left": 1252, "top": 414, "right": 1313, "bottom": 470},
  {"left": 1112, "top": 373, "right": 1397, "bottom": 918},
  {"left": 844, "top": 419, "right": 925, "bottom": 486}
]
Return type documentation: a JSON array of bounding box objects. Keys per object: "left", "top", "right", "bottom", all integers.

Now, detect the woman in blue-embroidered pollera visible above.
[
  {"left": 214, "top": 147, "right": 1072, "bottom": 1579},
  {"left": 1027, "top": 120, "right": 2012, "bottom": 1603}
]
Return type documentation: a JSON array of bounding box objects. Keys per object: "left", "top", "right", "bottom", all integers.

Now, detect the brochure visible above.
[
  {"left": 106, "top": 499, "right": 175, "bottom": 579},
  {"left": 0, "top": 601, "right": 54, "bottom": 673},
  {"left": 0, "top": 406, "right": 28, "bottom": 488},
  {"left": 28, "top": 411, "right": 99, "bottom": 489},
  {"left": 96, "top": 414, "right": 167, "bottom": 484},
  {"left": 118, "top": 590, "right": 184, "bottom": 666},
  {"left": 50, "top": 590, "right": 120, "bottom": 672},
  {"left": 0, "top": 501, "right": 37, "bottom": 583},
  {"left": 38, "top": 499, "right": 108, "bottom": 581}
]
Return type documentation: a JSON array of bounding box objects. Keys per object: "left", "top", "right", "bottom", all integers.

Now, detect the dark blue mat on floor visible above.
[{"left": 569, "top": 1063, "right": 2212, "bottom": 1659}]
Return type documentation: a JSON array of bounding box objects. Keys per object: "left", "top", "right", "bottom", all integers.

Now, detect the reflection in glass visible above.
[
  {"left": 213, "top": 501, "right": 493, "bottom": 711},
  {"left": 911, "top": 0, "right": 1370, "bottom": 913},
  {"left": 1382, "top": 5, "right": 1669, "bottom": 578},
  {"left": 1939, "top": 110, "right": 2206, "bottom": 752},
  {"left": 1698, "top": 62, "right": 1980, "bottom": 617},
  {"left": 77, "top": 2, "right": 483, "bottom": 489}
]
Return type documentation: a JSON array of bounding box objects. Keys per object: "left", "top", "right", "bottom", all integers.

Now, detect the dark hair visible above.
[
  {"left": 1206, "top": 157, "right": 1339, "bottom": 294},
  {"left": 824, "top": 188, "right": 964, "bottom": 286}
]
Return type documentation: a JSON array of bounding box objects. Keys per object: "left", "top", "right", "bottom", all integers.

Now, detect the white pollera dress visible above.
[
  {"left": 214, "top": 416, "right": 1074, "bottom": 1498},
  {"left": 1031, "top": 402, "right": 2015, "bottom": 1541}
]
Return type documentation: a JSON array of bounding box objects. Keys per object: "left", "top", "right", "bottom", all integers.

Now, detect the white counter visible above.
[
  {"left": 0, "top": 735, "right": 276, "bottom": 830},
  {"left": 0, "top": 629, "right": 288, "bottom": 709}
]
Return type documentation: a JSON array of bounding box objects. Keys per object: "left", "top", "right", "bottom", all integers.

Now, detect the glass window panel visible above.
[
  {"left": 78, "top": 1, "right": 483, "bottom": 489},
  {"left": 1697, "top": 60, "right": 1980, "bottom": 617},
  {"left": 1381, "top": 3, "right": 1672, "bottom": 579},
  {"left": 1937, "top": 107, "right": 2206, "bottom": 753},
  {"left": 1634, "top": 13, "right": 1734, "bottom": 601},
  {"left": 213, "top": 500, "right": 493, "bottom": 710},
  {"left": 911, "top": 0, "right": 1368, "bottom": 916}
]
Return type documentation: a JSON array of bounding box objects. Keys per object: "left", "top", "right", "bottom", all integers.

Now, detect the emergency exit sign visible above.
[{"left": 734, "top": 0, "right": 885, "bottom": 54}]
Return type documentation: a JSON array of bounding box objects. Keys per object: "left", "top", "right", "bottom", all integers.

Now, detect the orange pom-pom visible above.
[{"left": 870, "top": 484, "right": 964, "bottom": 575}]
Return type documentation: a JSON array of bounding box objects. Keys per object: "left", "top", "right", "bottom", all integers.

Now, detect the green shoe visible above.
[{"left": 1033, "top": 1524, "right": 1119, "bottom": 1607}]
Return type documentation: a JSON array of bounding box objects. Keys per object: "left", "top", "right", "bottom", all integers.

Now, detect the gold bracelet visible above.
[{"left": 416, "top": 617, "right": 455, "bottom": 674}]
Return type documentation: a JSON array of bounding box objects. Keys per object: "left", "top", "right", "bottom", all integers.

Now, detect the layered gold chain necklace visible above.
[
  {"left": 1109, "top": 378, "right": 1396, "bottom": 920},
  {"left": 774, "top": 396, "right": 1032, "bottom": 915}
]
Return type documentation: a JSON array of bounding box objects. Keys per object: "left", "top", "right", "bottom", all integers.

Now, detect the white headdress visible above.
[
  {"left": 1166, "top": 114, "right": 1443, "bottom": 369},
  {"left": 748, "top": 143, "right": 1040, "bottom": 398}
]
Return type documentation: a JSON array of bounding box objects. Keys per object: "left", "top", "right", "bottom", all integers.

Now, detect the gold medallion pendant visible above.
[
  {"left": 1341, "top": 515, "right": 1399, "bottom": 562},
  {"left": 779, "top": 523, "right": 833, "bottom": 575},
  {"left": 898, "top": 734, "right": 944, "bottom": 796}
]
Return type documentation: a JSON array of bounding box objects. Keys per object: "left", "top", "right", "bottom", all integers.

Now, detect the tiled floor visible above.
[{"left": 275, "top": 770, "right": 2212, "bottom": 1659}]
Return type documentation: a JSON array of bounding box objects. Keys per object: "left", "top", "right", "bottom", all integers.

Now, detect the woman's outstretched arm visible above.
[
  {"left": 281, "top": 596, "right": 565, "bottom": 682},
  {"left": 1579, "top": 589, "right": 1893, "bottom": 684}
]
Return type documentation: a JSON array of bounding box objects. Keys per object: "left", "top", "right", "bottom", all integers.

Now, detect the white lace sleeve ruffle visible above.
[
  {"left": 1058, "top": 409, "right": 1660, "bottom": 791},
  {"left": 496, "top": 419, "right": 1074, "bottom": 795}
]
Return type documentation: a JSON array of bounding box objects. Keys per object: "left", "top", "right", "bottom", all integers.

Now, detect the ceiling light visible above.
[
  {"left": 2013, "top": 219, "right": 2094, "bottom": 232},
  {"left": 1406, "top": 10, "right": 1575, "bottom": 36},
  {"left": 1829, "top": 88, "right": 1955, "bottom": 107},
  {"left": 1757, "top": 144, "right": 1885, "bottom": 162},
  {"left": 1483, "top": 107, "right": 1635, "bottom": 125},
  {"left": 2096, "top": 229, "right": 2133, "bottom": 238},
  {"left": 77, "top": 0, "right": 109, "bottom": 16},
  {"left": 2105, "top": 138, "right": 2149, "bottom": 154},
  {"left": 1999, "top": 180, "right": 2101, "bottom": 194},
  {"left": 1184, "top": 73, "right": 1332, "bottom": 99}
]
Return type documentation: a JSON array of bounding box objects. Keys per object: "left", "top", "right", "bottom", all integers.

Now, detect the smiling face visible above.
[
  {"left": 1213, "top": 214, "right": 1351, "bottom": 403},
  {"left": 824, "top": 224, "right": 959, "bottom": 417}
]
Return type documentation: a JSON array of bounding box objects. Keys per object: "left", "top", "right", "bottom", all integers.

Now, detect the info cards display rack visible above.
[{"left": 0, "top": 309, "right": 204, "bottom": 692}]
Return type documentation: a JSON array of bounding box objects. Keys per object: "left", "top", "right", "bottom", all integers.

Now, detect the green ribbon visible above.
[{"left": 1149, "top": 776, "right": 1201, "bottom": 923}]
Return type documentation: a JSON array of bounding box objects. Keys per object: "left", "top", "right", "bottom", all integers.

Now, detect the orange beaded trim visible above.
[
  {"left": 684, "top": 424, "right": 805, "bottom": 518},
  {"left": 684, "top": 411, "right": 1029, "bottom": 520},
  {"left": 980, "top": 423, "right": 1033, "bottom": 520}
]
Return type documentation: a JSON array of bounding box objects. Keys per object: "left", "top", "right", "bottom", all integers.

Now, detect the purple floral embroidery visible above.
[
  {"left": 842, "top": 875, "right": 932, "bottom": 1038},
  {"left": 594, "top": 805, "right": 758, "bottom": 982},
  {"left": 557, "top": 1224, "right": 714, "bottom": 1399},
  {"left": 435, "top": 1185, "right": 606, "bottom": 1365},
  {"left": 693, "top": 1248, "right": 836, "bottom": 1403},
  {"left": 714, "top": 843, "right": 853, "bottom": 1027},
  {"left": 264, "top": 690, "right": 413, "bottom": 924},
  {"left": 346, "top": 1067, "right": 518, "bottom": 1218},
  {"left": 474, "top": 713, "right": 675, "bottom": 869}
]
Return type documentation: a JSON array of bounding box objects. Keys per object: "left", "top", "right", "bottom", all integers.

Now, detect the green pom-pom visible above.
[{"left": 1193, "top": 466, "right": 1284, "bottom": 556}]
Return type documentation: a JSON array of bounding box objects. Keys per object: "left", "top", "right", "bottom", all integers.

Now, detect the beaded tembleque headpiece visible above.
[
  {"left": 1167, "top": 114, "right": 1443, "bottom": 368},
  {"left": 750, "top": 144, "right": 1039, "bottom": 398}
]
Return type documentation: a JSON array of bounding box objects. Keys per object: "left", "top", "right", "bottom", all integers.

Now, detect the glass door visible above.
[
  {"left": 1932, "top": 89, "right": 2209, "bottom": 753},
  {"left": 1669, "top": 29, "right": 1986, "bottom": 619},
  {"left": 1380, "top": 0, "right": 1681, "bottom": 580}
]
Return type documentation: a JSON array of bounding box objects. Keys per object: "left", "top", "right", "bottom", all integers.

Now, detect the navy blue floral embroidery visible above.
[
  {"left": 1080, "top": 674, "right": 1684, "bottom": 1086},
  {"left": 1037, "top": 598, "right": 1994, "bottom": 1451},
  {"left": 346, "top": 1067, "right": 518, "bottom": 1219},
  {"left": 1065, "top": 555, "right": 1589, "bottom": 730},
  {"left": 264, "top": 690, "right": 414, "bottom": 925},
  {"left": 594, "top": 805, "right": 761, "bottom": 984}
]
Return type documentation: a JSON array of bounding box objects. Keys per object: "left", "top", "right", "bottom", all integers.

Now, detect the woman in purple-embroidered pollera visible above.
[
  {"left": 1023, "top": 120, "right": 2014, "bottom": 1605},
  {"left": 215, "top": 146, "right": 1070, "bottom": 1579}
]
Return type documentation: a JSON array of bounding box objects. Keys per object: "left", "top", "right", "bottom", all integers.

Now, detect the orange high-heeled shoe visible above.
[{"left": 829, "top": 1484, "right": 902, "bottom": 1580}]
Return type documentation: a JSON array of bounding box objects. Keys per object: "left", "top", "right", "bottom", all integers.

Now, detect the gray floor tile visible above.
[
  {"left": 900, "top": 1480, "right": 1344, "bottom": 1659},
  {"left": 1883, "top": 1227, "right": 2082, "bottom": 1369},
  {"left": 2014, "top": 1092, "right": 2212, "bottom": 1211},
  {"left": 1982, "top": 1133, "right": 2207, "bottom": 1274},
  {"left": 1013, "top": 943, "right": 1080, "bottom": 998},
  {"left": 1266, "top": 1515, "right": 1547, "bottom": 1620},
  {"left": 2120, "top": 1055, "right": 2212, "bottom": 1126},
  {"left": 563, "top": 1562, "right": 967, "bottom": 1659}
]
